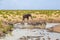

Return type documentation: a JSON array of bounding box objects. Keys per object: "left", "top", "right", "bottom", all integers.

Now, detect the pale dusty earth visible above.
[{"left": 0, "top": 23, "right": 60, "bottom": 40}]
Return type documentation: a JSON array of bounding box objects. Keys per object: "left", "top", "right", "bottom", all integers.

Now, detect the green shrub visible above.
[{"left": 32, "top": 16, "right": 36, "bottom": 18}]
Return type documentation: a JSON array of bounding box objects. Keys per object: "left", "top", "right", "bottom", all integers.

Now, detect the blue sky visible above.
[{"left": 0, "top": 0, "right": 60, "bottom": 10}]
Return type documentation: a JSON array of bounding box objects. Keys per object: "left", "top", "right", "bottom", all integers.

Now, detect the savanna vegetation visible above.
[{"left": 0, "top": 10, "right": 60, "bottom": 36}]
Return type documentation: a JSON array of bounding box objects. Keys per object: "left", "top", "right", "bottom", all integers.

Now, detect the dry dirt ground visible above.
[{"left": 47, "top": 25, "right": 60, "bottom": 33}]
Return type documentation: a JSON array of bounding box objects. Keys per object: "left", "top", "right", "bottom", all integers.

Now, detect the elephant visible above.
[{"left": 22, "top": 14, "right": 32, "bottom": 20}]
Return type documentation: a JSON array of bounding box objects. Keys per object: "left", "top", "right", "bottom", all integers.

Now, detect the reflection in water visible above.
[
  {"left": 13, "top": 22, "right": 46, "bottom": 29},
  {"left": 0, "top": 23, "right": 60, "bottom": 40}
]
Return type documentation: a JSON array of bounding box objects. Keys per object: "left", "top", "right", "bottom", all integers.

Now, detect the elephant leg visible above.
[
  {"left": 27, "top": 17, "right": 29, "bottom": 20},
  {"left": 23, "top": 17, "right": 25, "bottom": 20}
]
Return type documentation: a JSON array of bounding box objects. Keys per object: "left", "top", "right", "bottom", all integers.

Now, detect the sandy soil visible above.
[{"left": 47, "top": 25, "right": 60, "bottom": 33}]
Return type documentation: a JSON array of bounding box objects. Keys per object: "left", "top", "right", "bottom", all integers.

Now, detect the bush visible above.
[{"left": 32, "top": 16, "right": 36, "bottom": 18}]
